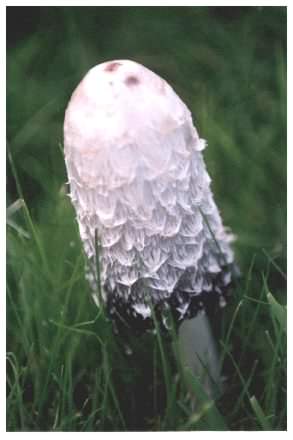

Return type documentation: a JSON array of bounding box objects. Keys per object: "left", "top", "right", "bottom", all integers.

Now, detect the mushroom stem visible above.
[{"left": 178, "top": 313, "right": 222, "bottom": 400}]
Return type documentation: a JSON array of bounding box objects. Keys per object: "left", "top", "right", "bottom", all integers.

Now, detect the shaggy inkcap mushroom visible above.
[{"left": 64, "top": 60, "right": 237, "bottom": 335}]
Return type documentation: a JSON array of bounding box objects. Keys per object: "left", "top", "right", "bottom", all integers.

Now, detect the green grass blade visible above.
[
  {"left": 267, "top": 292, "right": 287, "bottom": 334},
  {"left": 250, "top": 395, "right": 272, "bottom": 430}
]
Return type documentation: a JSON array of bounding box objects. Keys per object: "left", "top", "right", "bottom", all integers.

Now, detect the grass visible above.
[{"left": 6, "top": 6, "right": 286, "bottom": 431}]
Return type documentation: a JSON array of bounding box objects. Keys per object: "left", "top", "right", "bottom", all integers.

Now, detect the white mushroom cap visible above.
[{"left": 64, "top": 59, "right": 236, "bottom": 329}]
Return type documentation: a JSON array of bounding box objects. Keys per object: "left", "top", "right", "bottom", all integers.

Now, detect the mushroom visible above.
[{"left": 63, "top": 59, "right": 237, "bottom": 398}]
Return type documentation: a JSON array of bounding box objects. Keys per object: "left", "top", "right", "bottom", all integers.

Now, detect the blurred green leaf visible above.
[
  {"left": 267, "top": 292, "right": 287, "bottom": 334},
  {"left": 250, "top": 395, "right": 272, "bottom": 430}
]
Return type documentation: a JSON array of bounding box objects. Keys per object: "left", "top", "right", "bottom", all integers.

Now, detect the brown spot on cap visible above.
[
  {"left": 125, "top": 75, "right": 140, "bottom": 86},
  {"left": 104, "top": 62, "right": 122, "bottom": 72}
]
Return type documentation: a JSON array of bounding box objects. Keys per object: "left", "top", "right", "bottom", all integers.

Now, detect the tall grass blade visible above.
[
  {"left": 250, "top": 395, "right": 272, "bottom": 430},
  {"left": 267, "top": 292, "right": 287, "bottom": 334}
]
